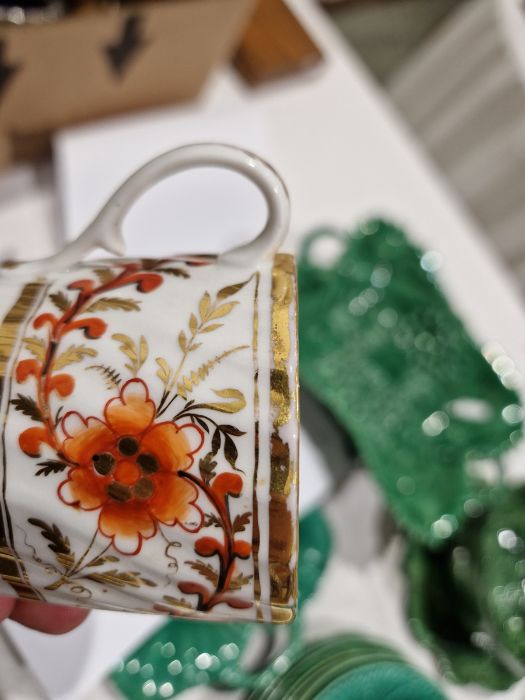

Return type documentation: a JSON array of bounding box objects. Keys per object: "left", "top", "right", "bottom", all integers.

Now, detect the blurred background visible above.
[{"left": 1, "top": 0, "right": 525, "bottom": 698}]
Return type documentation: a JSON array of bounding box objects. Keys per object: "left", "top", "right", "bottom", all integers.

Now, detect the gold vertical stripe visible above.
[
  {"left": 0, "top": 282, "right": 44, "bottom": 376},
  {"left": 0, "top": 281, "right": 46, "bottom": 600},
  {"left": 268, "top": 254, "right": 298, "bottom": 623},
  {"left": 250, "top": 273, "right": 263, "bottom": 620}
]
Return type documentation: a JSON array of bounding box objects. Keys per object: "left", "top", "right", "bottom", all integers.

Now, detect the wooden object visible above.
[{"left": 233, "top": 0, "right": 322, "bottom": 86}]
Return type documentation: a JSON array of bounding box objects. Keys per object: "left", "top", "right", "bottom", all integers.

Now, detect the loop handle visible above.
[{"left": 8, "top": 143, "right": 290, "bottom": 275}]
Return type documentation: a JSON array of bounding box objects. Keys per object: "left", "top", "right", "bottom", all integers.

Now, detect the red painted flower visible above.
[{"left": 58, "top": 379, "right": 204, "bottom": 554}]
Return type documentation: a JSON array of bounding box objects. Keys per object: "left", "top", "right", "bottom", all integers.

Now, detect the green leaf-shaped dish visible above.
[
  {"left": 407, "top": 487, "right": 525, "bottom": 690},
  {"left": 298, "top": 219, "right": 521, "bottom": 546}
]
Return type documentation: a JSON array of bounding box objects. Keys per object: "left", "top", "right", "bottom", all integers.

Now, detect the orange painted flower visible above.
[{"left": 58, "top": 379, "right": 204, "bottom": 554}]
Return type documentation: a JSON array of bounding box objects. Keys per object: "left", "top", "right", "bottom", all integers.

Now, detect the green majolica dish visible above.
[
  {"left": 245, "top": 635, "right": 446, "bottom": 700},
  {"left": 298, "top": 219, "right": 521, "bottom": 546},
  {"left": 317, "top": 662, "right": 446, "bottom": 700},
  {"left": 407, "top": 486, "right": 525, "bottom": 690}
]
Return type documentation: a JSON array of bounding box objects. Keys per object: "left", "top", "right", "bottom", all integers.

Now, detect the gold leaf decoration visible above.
[
  {"left": 54, "top": 344, "right": 97, "bottom": 370},
  {"left": 186, "top": 560, "right": 219, "bottom": 586},
  {"left": 86, "top": 555, "right": 119, "bottom": 568},
  {"left": 86, "top": 297, "right": 141, "bottom": 313},
  {"left": 23, "top": 336, "right": 46, "bottom": 361},
  {"left": 155, "top": 357, "right": 172, "bottom": 386},
  {"left": 175, "top": 346, "right": 248, "bottom": 398},
  {"left": 87, "top": 569, "right": 156, "bottom": 588},
  {"left": 162, "top": 595, "right": 193, "bottom": 609},
  {"left": 157, "top": 277, "right": 251, "bottom": 411},
  {"left": 112, "top": 334, "right": 148, "bottom": 376},
  {"left": 199, "top": 292, "right": 211, "bottom": 321},
  {"left": 204, "top": 388, "right": 246, "bottom": 414},
  {"left": 201, "top": 323, "right": 223, "bottom": 333},
  {"left": 55, "top": 552, "right": 75, "bottom": 569},
  {"left": 156, "top": 267, "right": 190, "bottom": 279},
  {"left": 93, "top": 267, "right": 115, "bottom": 285},
  {"left": 228, "top": 572, "right": 253, "bottom": 591},
  {"left": 217, "top": 280, "right": 249, "bottom": 300},
  {"left": 49, "top": 290, "right": 70, "bottom": 312},
  {"left": 139, "top": 335, "right": 148, "bottom": 366},
  {"left": 208, "top": 302, "right": 238, "bottom": 320}
]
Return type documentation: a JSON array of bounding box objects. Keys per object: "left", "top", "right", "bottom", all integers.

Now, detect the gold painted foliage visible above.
[
  {"left": 27, "top": 520, "right": 157, "bottom": 591},
  {"left": 157, "top": 346, "right": 248, "bottom": 399},
  {"left": 228, "top": 572, "right": 253, "bottom": 591},
  {"left": 23, "top": 336, "right": 46, "bottom": 361},
  {"left": 162, "top": 595, "right": 193, "bottom": 610},
  {"left": 86, "top": 569, "right": 156, "bottom": 589},
  {"left": 186, "top": 560, "right": 219, "bottom": 586},
  {"left": 94, "top": 267, "right": 116, "bottom": 285},
  {"left": 49, "top": 290, "right": 71, "bottom": 312},
  {"left": 112, "top": 334, "right": 148, "bottom": 376},
  {"left": 54, "top": 344, "right": 97, "bottom": 370},
  {"left": 204, "top": 389, "right": 246, "bottom": 414},
  {"left": 86, "top": 297, "right": 141, "bottom": 313},
  {"left": 154, "top": 277, "right": 252, "bottom": 415},
  {"left": 177, "top": 281, "right": 250, "bottom": 359}
]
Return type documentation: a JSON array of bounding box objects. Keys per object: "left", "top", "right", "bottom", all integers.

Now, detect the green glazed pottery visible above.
[
  {"left": 318, "top": 662, "right": 445, "bottom": 700},
  {"left": 245, "top": 635, "right": 446, "bottom": 700},
  {"left": 298, "top": 219, "right": 521, "bottom": 546},
  {"left": 407, "top": 486, "right": 525, "bottom": 690}
]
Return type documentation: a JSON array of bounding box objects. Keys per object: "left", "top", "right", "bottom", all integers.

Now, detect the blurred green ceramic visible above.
[
  {"left": 298, "top": 219, "right": 521, "bottom": 546},
  {"left": 111, "top": 509, "right": 332, "bottom": 698},
  {"left": 245, "top": 635, "right": 446, "bottom": 700},
  {"left": 407, "top": 487, "right": 525, "bottom": 690},
  {"left": 318, "top": 663, "right": 445, "bottom": 700},
  {"left": 479, "top": 487, "right": 525, "bottom": 666}
]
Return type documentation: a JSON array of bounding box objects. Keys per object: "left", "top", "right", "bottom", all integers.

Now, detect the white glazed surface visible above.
[
  {"left": 0, "top": 144, "right": 298, "bottom": 623},
  {"left": 0, "top": 253, "right": 297, "bottom": 621}
]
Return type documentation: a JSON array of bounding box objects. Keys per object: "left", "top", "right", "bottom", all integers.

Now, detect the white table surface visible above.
[{"left": 1, "top": 0, "right": 525, "bottom": 698}]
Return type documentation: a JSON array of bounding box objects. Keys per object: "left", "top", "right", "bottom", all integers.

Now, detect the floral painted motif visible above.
[
  {"left": 10, "top": 260, "right": 256, "bottom": 614},
  {"left": 58, "top": 379, "right": 204, "bottom": 555}
]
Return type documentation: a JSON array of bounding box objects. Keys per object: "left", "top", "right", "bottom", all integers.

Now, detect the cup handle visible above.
[{"left": 12, "top": 143, "right": 290, "bottom": 274}]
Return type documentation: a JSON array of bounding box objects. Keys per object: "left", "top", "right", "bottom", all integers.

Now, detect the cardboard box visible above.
[{"left": 0, "top": 0, "right": 255, "bottom": 166}]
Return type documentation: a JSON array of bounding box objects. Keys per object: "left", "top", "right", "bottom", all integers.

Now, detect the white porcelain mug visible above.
[{"left": 0, "top": 143, "right": 298, "bottom": 623}]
